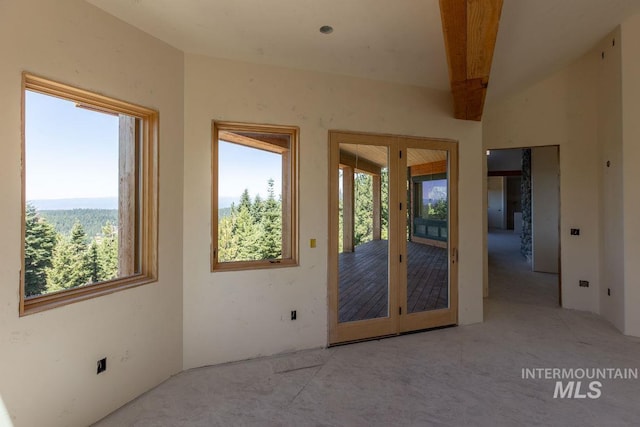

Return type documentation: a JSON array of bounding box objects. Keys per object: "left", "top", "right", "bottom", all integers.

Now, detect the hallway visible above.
[
  {"left": 95, "top": 238, "right": 640, "bottom": 426},
  {"left": 487, "top": 229, "right": 558, "bottom": 307}
]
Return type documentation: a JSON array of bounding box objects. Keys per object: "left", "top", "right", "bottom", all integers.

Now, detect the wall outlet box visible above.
[
  {"left": 97, "top": 357, "right": 107, "bottom": 374},
  {"left": 579, "top": 280, "right": 589, "bottom": 287},
  {"left": 291, "top": 310, "right": 297, "bottom": 320},
  {"left": 571, "top": 228, "right": 580, "bottom": 236},
  {"left": 310, "top": 238, "right": 316, "bottom": 248}
]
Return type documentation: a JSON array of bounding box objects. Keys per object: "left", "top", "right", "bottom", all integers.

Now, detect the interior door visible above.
[
  {"left": 328, "top": 131, "right": 458, "bottom": 345},
  {"left": 487, "top": 176, "right": 505, "bottom": 229}
]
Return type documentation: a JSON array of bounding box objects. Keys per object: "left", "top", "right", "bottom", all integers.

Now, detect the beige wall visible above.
[
  {"left": 483, "top": 44, "right": 601, "bottom": 313},
  {"left": 598, "top": 28, "right": 625, "bottom": 330},
  {"left": 183, "top": 53, "right": 484, "bottom": 369},
  {"left": 621, "top": 15, "right": 640, "bottom": 336},
  {"left": 484, "top": 25, "right": 640, "bottom": 336},
  {"left": 0, "top": 2, "right": 184, "bottom": 426}
]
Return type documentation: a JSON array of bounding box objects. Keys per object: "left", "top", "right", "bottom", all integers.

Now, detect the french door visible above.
[{"left": 328, "top": 131, "right": 458, "bottom": 345}]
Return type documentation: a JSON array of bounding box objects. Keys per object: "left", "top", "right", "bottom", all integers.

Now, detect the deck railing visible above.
[{"left": 413, "top": 218, "right": 447, "bottom": 242}]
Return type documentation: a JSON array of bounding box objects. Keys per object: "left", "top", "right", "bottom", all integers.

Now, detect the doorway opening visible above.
[{"left": 486, "top": 147, "right": 561, "bottom": 307}]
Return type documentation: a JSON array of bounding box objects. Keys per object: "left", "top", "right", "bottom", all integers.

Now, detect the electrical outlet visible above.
[
  {"left": 608, "top": 288, "right": 611, "bottom": 296},
  {"left": 291, "top": 310, "right": 297, "bottom": 320},
  {"left": 310, "top": 238, "right": 316, "bottom": 248},
  {"left": 97, "top": 357, "right": 107, "bottom": 374},
  {"left": 570, "top": 228, "right": 580, "bottom": 236},
  {"left": 579, "top": 280, "right": 589, "bottom": 287}
]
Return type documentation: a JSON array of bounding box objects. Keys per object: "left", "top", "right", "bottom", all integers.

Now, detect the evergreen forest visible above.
[
  {"left": 24, "top": 203, "right": 119, "bottom": 297},
  {"left": 217, "top": 179, "right": 283, "bottom": 262},
  {"left": 40, "top": 208, "right": 118, "bottom": 237},
  {"left": 339, "top": 171, "right": 390, "bottom": 253}
]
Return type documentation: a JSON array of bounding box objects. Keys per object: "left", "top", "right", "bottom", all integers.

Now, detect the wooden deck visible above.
[{"left": 339, "top": 240, "right": 448, "bottom": 323}]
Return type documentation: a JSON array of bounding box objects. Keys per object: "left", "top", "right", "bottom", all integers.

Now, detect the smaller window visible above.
[
  {"left": 21, "top": 73, "right": 159, "bottom": 315},
  {"left": 212, "top": 121, "right": 298, "bottom": 271}
]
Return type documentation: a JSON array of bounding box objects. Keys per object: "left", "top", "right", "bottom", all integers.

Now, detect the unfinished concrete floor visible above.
[{"left": 94, "top": 231, "right": 640, "bottom": 426}]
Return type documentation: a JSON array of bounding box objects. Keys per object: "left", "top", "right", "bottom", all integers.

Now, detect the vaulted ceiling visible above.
[{"left": 89, "top": 0, "right": 640, "bottom": 113}]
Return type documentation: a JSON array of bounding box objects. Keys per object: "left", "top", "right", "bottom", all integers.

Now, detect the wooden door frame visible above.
[
  {"left": 328, "top": 130, "right": 459, "bottom": 345},
  {"left": 328, "top": 131, "right": 399, "bottom": 344},
  {"left": 397, "top": 138, "right": 459, "bottom": 333}
]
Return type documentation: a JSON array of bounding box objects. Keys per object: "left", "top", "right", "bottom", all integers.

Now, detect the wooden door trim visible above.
[
  {"left": 396, "top": 140, "right": 459, "bottom": 333},
  {"left": 328, "top": 131, "right": 399, "bottom": 344}
]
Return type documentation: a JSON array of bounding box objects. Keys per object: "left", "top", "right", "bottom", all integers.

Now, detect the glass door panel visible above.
[
  {"left": 405, "top": 148, "right": 450, "bottom": 314},
  {"left": 338, "top": 143, "right": 390, "bottom": 323}
]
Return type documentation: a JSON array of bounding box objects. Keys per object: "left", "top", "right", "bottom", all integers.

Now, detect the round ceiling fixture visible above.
[{"left": 319, "top": 25, "right": 334, "bottom": 35}]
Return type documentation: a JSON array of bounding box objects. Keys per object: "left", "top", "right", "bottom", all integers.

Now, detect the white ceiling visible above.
[
  {"left": 88, "top": 0, "right": 640, "bottom": 104},
  {"left": 491, "top": 0, "right": 640, "bottom": 101}
]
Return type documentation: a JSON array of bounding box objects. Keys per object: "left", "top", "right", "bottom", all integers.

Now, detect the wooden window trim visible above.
[
  {"left": 20, "top": 72, "right": 159, "bottom": 316},
  {"left": 211, "top": 121, "right": 299, "bottom": 272}
]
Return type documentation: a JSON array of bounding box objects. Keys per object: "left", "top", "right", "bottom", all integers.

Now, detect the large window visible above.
[
  {"left": 212, "top": 121, "right": 298, "bottom": 271},
  {"left": 21, "top": 73, "right": 158, "bottom": 315}
]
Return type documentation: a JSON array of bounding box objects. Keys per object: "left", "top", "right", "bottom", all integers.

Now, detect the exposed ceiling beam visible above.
[{"left": 440, "top": 0, "right": 503, "bottom": 121}]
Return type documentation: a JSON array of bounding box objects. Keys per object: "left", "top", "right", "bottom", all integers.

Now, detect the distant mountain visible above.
[
  {"left": 30, "top": 196, "right": 236, "bottom": 211},
  {"left": 28, "top": 197, "right": 118, "bottom": 210},
  {"left": 219, "top": 197, "right": 239, "bottom": 209},
  {"left": 218, "top": 207, "right": 232, "bottom": 219}
]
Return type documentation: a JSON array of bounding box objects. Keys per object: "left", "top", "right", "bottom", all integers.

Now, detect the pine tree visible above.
[
  {"left": 251, "top": 194, "right": 265, "bottom": 219},
  {"left": 380, "top": 169, "right": 389, "bottom": 240},
  {"left": 233, "top": 202, "right": 262, "bottom": 261},
  {"left": 46, "top": 237, "right": 73, "bottom": 292},
  {"left": 239, "top": 189, "right": 252, "bottom": 211},
  {"left": 260, "top": 179, "right": 281, "bottom": 259},
  {"left": 354, "top": 173, "right": 373, "bottom": 246},
  {"left": 24, "top": 204, "right": 58, "bottom": 296},
  {"left": 88, "top": 241, "right": 100, "bottom": 283},
  {"left": 217, "top": 180, "right": 284, "bottom": 262},
  {"left": 46, "top": 221, "right": 91, "bottom": 292},
  {"left": 217, "top": 214, "right": 238, "bottom": 262},
  {"left": 97, "top": 221, "right": 118, "bottom": 280}
]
